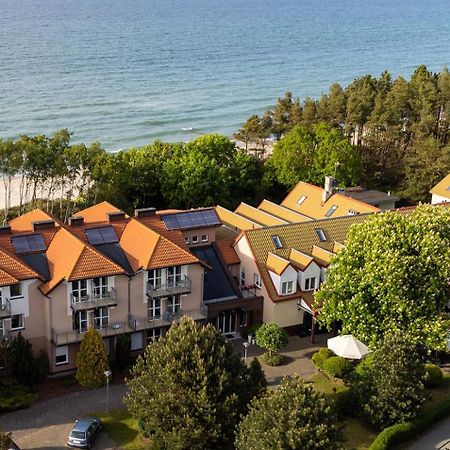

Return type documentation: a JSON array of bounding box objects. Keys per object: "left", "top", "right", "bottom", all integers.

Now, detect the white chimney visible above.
[{"left": 322, "top": 176, "right": 336, "bottom": 204}]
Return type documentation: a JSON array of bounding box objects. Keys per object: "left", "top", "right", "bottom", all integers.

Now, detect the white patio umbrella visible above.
[{"left": 327, "top": 334, "right": 370, "bottom": 360}]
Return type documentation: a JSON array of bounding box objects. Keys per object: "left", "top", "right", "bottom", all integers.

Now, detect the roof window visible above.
[
  {"left": 315, "top": 228, "right": 327, "bottom": 242},
  {"left": 297, "top": 195, "right": 307, "bottom": 205},
  {"left": 11, "top": 234, "right": 46, "bottom": 254},
  {"left": 325, "top": 205, "right": 338, "bottom": 217},
  {"left": 348, "top": 209, "right": 359, "bottom": 216},
  {"left": 271, "top": 235, "right": 283, "bottom": 249}
]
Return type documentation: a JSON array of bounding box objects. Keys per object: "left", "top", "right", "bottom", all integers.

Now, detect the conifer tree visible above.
[{"left": 76, "top": 327, "right": 109, "bottom": 388}]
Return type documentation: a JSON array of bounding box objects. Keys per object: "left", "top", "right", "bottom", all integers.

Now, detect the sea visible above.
[{"left": 0, "top": 0, "right": 449, "bottom": 151}]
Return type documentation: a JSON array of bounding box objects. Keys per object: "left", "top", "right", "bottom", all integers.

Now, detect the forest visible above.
[{"left": 0, "top": 64, "right": 449, "bottom": 222}]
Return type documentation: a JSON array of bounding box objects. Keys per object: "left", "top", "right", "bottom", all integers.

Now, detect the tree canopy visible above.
[
  {"left": 315, "top": 205, "right": 450, "bottom": 351},
  {"left": 235, "top": 375, "right": 343, "bottom": 450},
  {"left": 124, "top": 317, "right": 266, "bottom": 450}
]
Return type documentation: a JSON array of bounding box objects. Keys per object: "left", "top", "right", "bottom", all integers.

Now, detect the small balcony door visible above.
[
  {"left": 92, "top": 277, "right": 108, "bottom": 298},
  {"left": 73, "top": 310, "right": 88, "bottom": 332},
  {"left": 167, "top": 267, "right": 182, "bottom": 286},
  {"left": 72, "top": 280, "right": 88, "bottom": 302},
  {"left": 149, "top": 269, "right": 162, "bottom": 289}
]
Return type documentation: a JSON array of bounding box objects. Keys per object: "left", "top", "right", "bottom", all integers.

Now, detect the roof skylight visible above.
[
  {"left": 297, "top": 195, "right": 307, "bottom": 205},
  {"left": 315, "top": 229, "right": 327, "bottom": 242},
  {"left": 271, "top": 235, "right": 283, "bottom": 249},
  {"left": 325, "top": 205, "right": 338, "bottom": 217}
]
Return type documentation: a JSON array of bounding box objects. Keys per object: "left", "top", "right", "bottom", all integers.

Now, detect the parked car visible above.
[{"left": 67, "top": 417, "right": 102, "bottom": 449}]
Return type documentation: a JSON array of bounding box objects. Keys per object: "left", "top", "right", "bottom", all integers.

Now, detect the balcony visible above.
[
  {"left": 71, "top": 288, "right": 117, "bottom": 311},
  {"left": 0, "top": 299, "right": 11, "bottom": 318},
  {"left": 52, "top": 321, "right": 126, "bottom": 346},
  {"left": 147, "top": 276, "right": 192, "bottom": 299}
]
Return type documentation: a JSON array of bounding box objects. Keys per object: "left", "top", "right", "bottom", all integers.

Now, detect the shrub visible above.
[
  {"left": 249, "top": 322, "right": 262, "bottom": 336},
  {"left": 355, "top": 353, "right": 374, "bottom": 378},
  {"left": 423, "top": 363, "right": 444, "bottom": 388},
  {"left": 34, "top": 351, "right": 50, "bottom": 383},
  {"left": 0, "top": 381, "right": 38, "bottom": 412},
  {"left": 312, "top": 348, "right": 333, "bottom": 369},
  {"left": 323, "top": 356, "right": 353, "bottom": 379},
  {"left": 260, "top": 352, "right": 284, "bottom": 366},
  {"left": 255, "top": 323, "right": 288, "bottom": 357}
]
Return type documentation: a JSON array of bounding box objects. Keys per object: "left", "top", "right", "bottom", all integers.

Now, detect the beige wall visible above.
[
  {"left": 183, "top": 228, "right": 217, "bottom": 246},
  {"left": 272, "top": 299, "right": 305, "bottom": 328}
]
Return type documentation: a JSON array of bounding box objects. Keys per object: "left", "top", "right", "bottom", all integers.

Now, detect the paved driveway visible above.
[
  {"left": 1, "top": 384, "right": 127, "bottom": 450},
  {"left": 408, "top": 417, "right": 450, "bottom": 450}
]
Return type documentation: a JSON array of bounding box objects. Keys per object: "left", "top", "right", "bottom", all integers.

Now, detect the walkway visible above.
[
  {"left": 408, "top": 417, "right": 450, "bottom": 450},
  {"left": 0, "top": 384, "right": 127, "bottom": 449}
]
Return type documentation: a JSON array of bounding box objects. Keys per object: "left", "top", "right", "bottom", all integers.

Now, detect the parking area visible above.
[{"left": 1, "top": 384, "right": 127, "bottom": 449}]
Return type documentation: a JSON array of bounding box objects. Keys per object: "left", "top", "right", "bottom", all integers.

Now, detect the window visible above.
[
  {"left": 167, "top": 295, "right": 181, "bottom": 314},
  {"left": 148, "top": 298, "right": 161, "bottom": 319},
  {"left": 240, "top": 266, "right": 246, "bottom": 287},
  {"left": 254, "top": 273, "right": 261, "bottom": 288},
  {"left": 10, "top": 283, "right": 22, "bottom": 298},
  {"left": 297, "top": 195, "right": 307, "bottom": 205},
  {"left": 315, "top": 228, "right": 327, "bottom": 242},
  {"left": 11, "top": 314, "right": 24, "bottom": 330},
  {"left": 192, "top": 235, "right": 199, "bottom": 244},
  {"left": 103, "top": 338, "right": 110, "bottom": 355},
  {"left": 167, "top": 266, "right": 182, "bottom": 285},
  {"left": 92, "top": 277, "right": 108, "bottom": 298},
  {"left": 55, "top": 345, "right": 68, "bottom": 365},
  {"left": 147, "top": 327, "right": 161, "bottom": 344},
  {"left": 281, "top": 281, "right": 294, "bottom": 295},
  {"left": 305, "top": 277, "right": 316, "bottom": 291},
  {"left": 148, "top": 269, "right": 162, "bottom": 289},
  {"left": 0, "top": 319, "right": 4, "bottom": 339},
  {"left": 0, "top": 289, "right": 3, "bottom": 309},
  {"left": 72, "top": 310, "right": 88, "bottom": 332},
  {"left": 72, "top": 279, "right": 88, "bottom": 301},
  {"left": 201, "top": 234, "right": 208, "bottom": 243},
  {"left": 131, "top": 332, "right": 143, "bottom": 351},
  {"left": 93, "top": 307, "right": 109, "bottom": 329},
  {"left": 348, "top": 209, "right": 358, "bottom": 215},
  {"left": 271, "top": 235, "right": 282, "bottom": 249},
  {"left": 184, "top": 236, "right": 190, "bottom": 245},
  {"left": 325, "top": 205, "right": 338, "bottom": 217},
  {"left": 239, "top": 309, "right": 248, "bottom": 327}
]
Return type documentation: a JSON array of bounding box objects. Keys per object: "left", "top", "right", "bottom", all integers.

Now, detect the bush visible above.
[
  {"left": 255, "top": 323, "right": 288, "bottom": 358},
  {"left": 423, "top": 364, "right": 444, "bottom": 388},
  {"left": 355, "top": 354, "right": 374, "bottom": 378},
  {"left": 323, "top": 356, "right": 353, "bottom": 379},
  {"left": 0, "top": 381, "right": 38, "bottom": 412},
  {"left": 34, "top": 351, "right": 50, "bottom": 383},
  {"left": 260, "top": 352, "right": 284, "bottom": 366},
  {"left": 249, "top": 323, "right": 262, "bottom": 336},
  {"left": 312, "top": 348, "right": 333, "bottom": 369}
]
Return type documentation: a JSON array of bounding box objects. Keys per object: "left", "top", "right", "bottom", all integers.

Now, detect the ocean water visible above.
[{"left": 0, "top": 0, "right": 449, "bottom": 151}]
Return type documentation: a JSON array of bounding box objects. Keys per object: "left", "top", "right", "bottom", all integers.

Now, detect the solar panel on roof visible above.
[
  {"left": 85, "top": 226, "right": 118, "bottom": 245},
  {"left": 161, "top": 210, "right": 221, "bottom": 230},
  {"left": 11, "top": 234, "right": 46, "bottom": 254}
]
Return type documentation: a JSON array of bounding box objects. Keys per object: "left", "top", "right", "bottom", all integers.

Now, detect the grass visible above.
[
  {"left": 308, "top": 371, "right": 347, "bottom": 394},
  {"left": 95, "top": 408, "right": 148, "bottom": 449}
]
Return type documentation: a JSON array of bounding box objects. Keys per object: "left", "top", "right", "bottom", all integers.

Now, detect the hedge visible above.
[
  {"left": 312, "top": 348, "right": 333, "bottom": 369},
  {"left": 323, "top": 356, "right": 353, "bottom": 379},
  {"left": 369, "top": 396, "right": 450, "bottom": 450}
]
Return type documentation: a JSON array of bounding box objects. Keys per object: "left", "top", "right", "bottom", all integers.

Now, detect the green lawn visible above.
[{"left": 95, "top": 408, "right": 148, "bottom": 449}]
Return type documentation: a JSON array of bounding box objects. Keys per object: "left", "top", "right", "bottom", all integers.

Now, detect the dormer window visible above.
[
  {"left": 271, "top": 235, "right": 282, "bottom": 249},
  {"left": 325, "top": 205, "right": 338, "bottom": 217},
  {"left": 297, "top": 195, "right": 307, "bottom": 205},
  {"left": 281, "top": 281, "right": 294, "bottom": 295},
  {"left": 315, "top": 228, "right": 327, "bottom": 242}
]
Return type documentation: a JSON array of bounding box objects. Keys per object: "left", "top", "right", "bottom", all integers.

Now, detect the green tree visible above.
[
  {"left": 351, "top": 332, "right": 425, "bottom": 428},
  {"left": 315, "top": 205, "right": 450, "bottom": 351},
  {"left": 125, "top": 317, "right": 266, "bottom": 450},
  {"left": 76, "top": 327, "right": 109, "bottom": 388},
  {"left": 272, "top": 91, "right": 297, "bottom": 138},
  {"left": 255, "top": 323, "right": 288, "bottom": 358},
  {"left": 10, "top": 332, "right": 37, "bottom": 387},
  {"left": 235, "top": 375, "right": 343, "bottom": 450}
]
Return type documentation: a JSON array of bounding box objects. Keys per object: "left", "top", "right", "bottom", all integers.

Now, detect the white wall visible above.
[
  {"left": 432, "top": 194, "right": 449, "bottom": 205},
  {"left": 297, "top": 262, "right": 321, "bottom": 291}
]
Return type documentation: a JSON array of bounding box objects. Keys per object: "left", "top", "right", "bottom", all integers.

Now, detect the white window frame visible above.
[
  {"left": 147, "top": 327, "right": 162, "bottom": 344},
  {"left": 254, "top": 273, "right": 261, "bottom": 288},
  {"left": 192, "top": 235, "right": 199, "bottom": 244},
  {"left": 0, "top": 318, "right": 4, "bottom": 339},
  {"left": 92, "top": 276, "right": 108, "bottom": 298},
  {"left": 167, "top": 266, "right": 182, "bottom": 285},
  {"left": 11, "top": 313, "right": 24, "bottom": 331},
  {"left": 73, "top": 310, "right": 88, "bottom": 332},
  {"left": 297, "top": 195, "right": 307, "bottom": 205},
  {"left": 71, "top": 279, "right": 88, "bottom": 301},
  {"left": 167, "top": 295, "right": 181, "bottom": 314},
  {"left": 93, "top": 306, "right": 109, "bottom": 329},
  {"left": 281, "top": 281, "right": 294, "bottom": 295},
  {"left": 55, "top": 345, "right": 68, "bottom": 365},
  {"left": 10, "top": 283, "right": 23, "bottom": 298},
  {"left": 148, "top": 298, "right": 161, "bottom": 319},
  {"left": 184, "top": 236, "right": 190, "bottom": 245},
  {"left": 148, "top": 269, "right": 162, "bottom": 289},
  {"left": 305, "top": 277, "right": 316, "bottom": 291},
  {"left": 201, "top": 234, "right": 208, "bottom": 243}
]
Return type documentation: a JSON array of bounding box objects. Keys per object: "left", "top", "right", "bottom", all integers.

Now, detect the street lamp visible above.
[
  {"left": 243, "top": 341, "right": 249, "bottom": 364},
  {"left": 104, "top": 370, "right": 112, "bottom": 413}
]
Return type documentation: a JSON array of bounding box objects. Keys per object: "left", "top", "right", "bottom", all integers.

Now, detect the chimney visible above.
[
  {"left": 322, "top": 176, "right": 336, "bottom": 204},
  {"left": 108, "top": 211, "right": 126, "bottom": 222},
  {"left": 0, "top": 224, "right": 11, "bottom": 234},
  {"left": 135, "top": 207, "right": 156, "bottom": 218},
  {"left": 32, "top": 220, "right": 55, "bottom": 232},
  {"left": 69, "top": 216, "right": 84, "bottom": 226}
]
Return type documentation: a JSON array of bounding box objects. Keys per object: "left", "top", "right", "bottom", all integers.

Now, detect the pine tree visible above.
[{"left": 76, "top": 327, "right": 109, "bottom": 388}]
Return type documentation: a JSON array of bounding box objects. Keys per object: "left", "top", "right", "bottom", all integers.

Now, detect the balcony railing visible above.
[
  {"left": 71, "top": 288, "right": 117, "bottom": 311},
  {"left": 52, "top": 305, "right": 208, "bottom": 345},
  {"left": 0, "top": 299, "right": 11, "bottom": 318},
  {"left": 146, "top": 276, "right": 192, "bottom": 299}
]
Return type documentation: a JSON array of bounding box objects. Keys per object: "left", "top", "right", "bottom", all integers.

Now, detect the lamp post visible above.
[
  {"left": 243, "top": 341, "right": 249, "bottom": 364},
  {"left": 104, "top": 370, "right": 112, "bottom": 413}
]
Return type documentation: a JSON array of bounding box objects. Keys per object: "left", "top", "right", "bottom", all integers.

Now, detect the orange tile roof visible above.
[
  {"left": 75, "top": 201, "right": 128, "bottom": 224},
  {"left": 266, "top": 252, "right": 290, "bottom": 275},
  {"left": 119, "top": 219, "right": 200, "bottom": 271},
  {"left": 215, "top": 239, "right": 241, "bottom": 265},
  {"left": 0, "top": 268, "right": 18, "bottom": 287},
  {"left": 289, "top": 248, "right": 313, "bottom": 271},
  {"left": 10, "top": 209, "right": 61, "bottom": 232},
  {"left": 281, "top": 181, "right": 379, "bottom": 219},
  {"left": 40, "top": 227, "right": 125, "bottom": 294},
  {"left": 430, "top": 173, "right": 450, "bottom": 199},
  {"left": 0, "top": 247, "right": 39, "bottom": 281}
]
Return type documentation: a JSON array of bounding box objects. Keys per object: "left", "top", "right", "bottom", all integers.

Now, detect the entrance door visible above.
[{"left": 218, "top": 311, "right": 236, "bottom": 335}]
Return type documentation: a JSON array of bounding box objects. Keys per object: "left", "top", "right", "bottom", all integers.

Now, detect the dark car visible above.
[{"left": 67, "top": 417, "right": 102, "bottom": 449}]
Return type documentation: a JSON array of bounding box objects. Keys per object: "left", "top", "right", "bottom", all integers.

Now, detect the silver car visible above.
[{"left": 67, "top": 417, "right": 102, "bottom": 449}]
